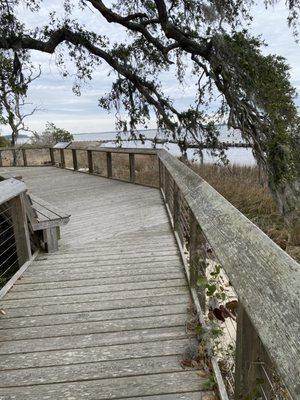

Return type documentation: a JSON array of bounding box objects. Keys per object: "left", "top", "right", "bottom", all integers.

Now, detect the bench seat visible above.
[
  {"left": 0, "top": 170, "right": 70, "bottom": 253},
  {"left": 25, "top": 194, "right": 70, "bottom": 252}
]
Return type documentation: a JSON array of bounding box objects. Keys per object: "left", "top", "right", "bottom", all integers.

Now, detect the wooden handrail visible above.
[
  {"left": 0, "top": 178, "right": 27, "bottom": 205},
  {"left": 157, "top": 149, "right": 300, "bottom": 399},
  {"left": 0, "top": 146, "right": 158, "bottom": 154}
]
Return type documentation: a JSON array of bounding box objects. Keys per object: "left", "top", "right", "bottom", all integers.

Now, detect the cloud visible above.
[{"left": 10, "top": 1, "right": 300, "bottom": 134}]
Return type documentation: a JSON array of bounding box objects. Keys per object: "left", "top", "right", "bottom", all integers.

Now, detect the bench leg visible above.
[{"left": 44, "top": 227, "right": 59, "bottom": 252}]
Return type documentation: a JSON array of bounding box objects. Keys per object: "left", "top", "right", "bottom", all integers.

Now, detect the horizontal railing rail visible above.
[{"left": 0, "top": 145, "right": 299, "bottom": 400}]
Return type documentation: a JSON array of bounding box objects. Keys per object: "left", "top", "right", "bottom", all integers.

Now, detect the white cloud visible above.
[{"left": 7, "top": 1, "right": 300, "bottom": 134}]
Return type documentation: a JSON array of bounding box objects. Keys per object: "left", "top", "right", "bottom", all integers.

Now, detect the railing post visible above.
[
  {"left": 189, "top": 211, "right": 206, "bottom": 310},
  {"left": 10, "top": 193, "right": 31, "bottom": 266},
  {"left": 87, "top": 150, "right": 93, "bottom": 173},
  {"left": 173, "top": 182, "right": 179, "bottom": 230},
  {"left": 12, "top": 149, "right": 16, "bottom": 166},
  {"left": 22, "top": 148, "right": 27, "bottom": 167},
  {"left": 164, "top": 169, "right": 170, "bottom": 203},
  {"left": 106, "top": 152, "right": 112, "bottom": 178},
  {"left": 0, "top": 150, "right": 2, "bottom": 167},
  {"left": 60, "top": 149, "right": 65, "bottom": 168},
  {"left": 49, "top": 148, "right": 55, "bottom": 165},
  {"left": 158, "top": 158, "right": 162, "bottom": 189},
  {"left": 72, "top": 149, "right": 78, "bottom": 171},
  {"left": 235, "top": 304, "right": 264, "bottom": 400},
  {"left": 129, "top": 153, "right": 135, "bottom": 183}
]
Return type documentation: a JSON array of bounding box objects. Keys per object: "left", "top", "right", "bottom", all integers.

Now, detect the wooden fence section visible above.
[
  {"left": 0, "top": 146, "right": 299, "bottom": 400},
  {"left": 0, "top": 147, "right": 160, "bottom": 187},
  {"left": 0, "top": 179, "right": 32, "bottom": 294}
]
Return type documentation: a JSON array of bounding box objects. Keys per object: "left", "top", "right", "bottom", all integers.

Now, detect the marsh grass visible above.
[{"left": 188, "top": 162, "right": 289, "bottom": 250}]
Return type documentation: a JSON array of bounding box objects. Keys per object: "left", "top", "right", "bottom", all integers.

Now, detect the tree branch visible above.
[{"left": 87, "top": 0, "right": 176, "bottom": 63}]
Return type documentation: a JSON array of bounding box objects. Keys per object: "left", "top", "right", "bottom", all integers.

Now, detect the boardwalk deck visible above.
[{"left": 0, "top": 167, "right": 209, "bottom": 400}]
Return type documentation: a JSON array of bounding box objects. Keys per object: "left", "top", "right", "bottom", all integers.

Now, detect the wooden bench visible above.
[
  {"left": 0, "top": 171, "right": 70, "bottom": 252},
  {"left": 24, "top": 194, "right": 70, "bottom": 252}
]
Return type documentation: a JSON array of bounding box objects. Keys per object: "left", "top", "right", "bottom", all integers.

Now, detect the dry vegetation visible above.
[{"left": 188, "top": 162, "right": 290, "bottom": 251}]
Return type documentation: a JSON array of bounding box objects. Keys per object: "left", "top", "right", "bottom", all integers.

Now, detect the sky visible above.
[{"left": 1, "top": 0, "right": 300, "bottom": 135}]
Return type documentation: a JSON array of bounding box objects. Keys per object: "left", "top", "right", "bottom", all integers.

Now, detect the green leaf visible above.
[
  {"left": 206, "top": 284, "right": 217, "bottom": 296},
  {"left": 211, "top": 264, "right": 221, "bottom": 277},
  {"left": 197, "top": 275, "right": 208, "bottom": 287},
  {"left": 195, "top": 324, "right": 203, "bottom": 334},
  {"left": 203, "top": 374, "right": 216, "bottom": 390},
  {"left": 211, "top": 327, "right": 223, "bottom": 336}
]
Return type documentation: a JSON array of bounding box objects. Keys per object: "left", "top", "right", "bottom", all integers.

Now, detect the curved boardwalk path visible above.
[{"left": 0, "top": 167, "right": 208, "bottom": 400}]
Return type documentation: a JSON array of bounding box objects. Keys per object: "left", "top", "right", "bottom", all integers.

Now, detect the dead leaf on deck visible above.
[
  {"left": 202, "top": 394, "right": 218, "bottom": 400},
  {"left": 197, "top": 369, "right": 209, "bottom": 378}
]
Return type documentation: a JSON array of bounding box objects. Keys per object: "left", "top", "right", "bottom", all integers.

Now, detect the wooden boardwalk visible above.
[{"left": 0, "top": 167, "right": 208, "bottom": 400}]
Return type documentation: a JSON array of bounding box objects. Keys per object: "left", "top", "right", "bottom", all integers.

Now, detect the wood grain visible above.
[
  {"left": 158, "top": 149, "right": 300, "bottom": 399},
  {"left": 0, "top": 166, "right": 204, "bottom": 399}
]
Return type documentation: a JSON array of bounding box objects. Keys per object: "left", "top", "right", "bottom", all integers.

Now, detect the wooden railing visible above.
[
  {"left": 158, "top": 150, "right": 299, "bottom": 400},
  {"left": 0, "top": 179, "right": 32, "bottom": 293},
  {"left": 0, "top": 146, "right": 160, "bottom": 187},
  {"left": 0, "top": 145, "right": 299, "bottom": 400}
]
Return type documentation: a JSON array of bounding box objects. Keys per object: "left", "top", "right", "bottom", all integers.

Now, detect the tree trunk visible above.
[
  {"left": 274, "top": 179, "right": 300, "bottom": 246},
  {"left": 10, "top": 128, "right": 17, "bottom": 166},
  {"left": 270, "top": 135, "right": 300, "bottom": 254}
]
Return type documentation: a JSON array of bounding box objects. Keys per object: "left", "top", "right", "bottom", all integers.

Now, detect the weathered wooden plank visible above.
[
  {"left": 87, "top": 149, "right": 93, "bottom": 173},
  {"left": 11, "top": 271, "right": 183, "bottom": 291},
  {"left": 0, "top": 355, "right": 189, "bottom": 387},
  {"left": 122, "top": 394, "right": 210, "bottom": 400},
  {"left": 72, "top": 149, "right": 78, "bottom": 170},
  {"left": 22, "top": 148, "right": 27, "bottom": 167},
  {"left": 0, "top": 326, "right": 188, "bottom": 354},
  {"left": 25, "top": 262, "right": 182, "bottom": 277},
  {"left": 29, "top": 257, "right": 180, "bottom": 271},
  {"left": 32, "top": 252, "right": 178, "bottom": 265},
  {"left": 30, "top": 194, "right": 70, "bottom": 219},
  {"left": 0, "top": 178, "right": 26, "bottom": 204},
  {"left": 44, "top": 226, "right": 59, "bottom": 252},
  {"left": 60, "top": 148, "right": 65, "bottom": 167},
  {"left": 0, "top": 314, "right": 186, "bottom": 341},
  {"left": 6, "top": 279, "right": 185, "bottom": 300},
  {"left": 0, "top": 338, "right": 191, "bottom": 370},
  {"left": 0, "top": 294, "right": 188, "bottom": 318},
  {"left": 0, "top": 286, "right": 188, "bottom": 308},
  {"left": 106, "top": 151, "right": 112, "bottom": 178},
  {"left": 0, "top": 371, "right": 204, "bottom": 399},
  {"left": 52, "top": 242, "right": 177, "bottom": 255},
  {"left": 28, "top": 261, "right": 179, "bottom": 276},
  {"left": 129, "top": 153, "right": 135, "bottom": 183},
  {"left": 10, "top": 193, "right": 32, "bottom": 265},
  {"left": 49, "top": 148, "right": 55, "bottom": 165},
  {"left": 0, "top": 303, "right": 188, "bottom": 329},
  {"left": 12, "top": 266, "right": 184, "bottom": 284},
  {"left": 235, "top": 304, "right": 264, "bottom": 400}
]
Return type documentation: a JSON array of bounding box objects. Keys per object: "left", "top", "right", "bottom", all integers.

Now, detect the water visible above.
[
  {"left": 18, "top": 127, "right": 256, "bottom": 165},
  {"left": 72, "top": 128, "right": 256, "bottom": 166}
]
